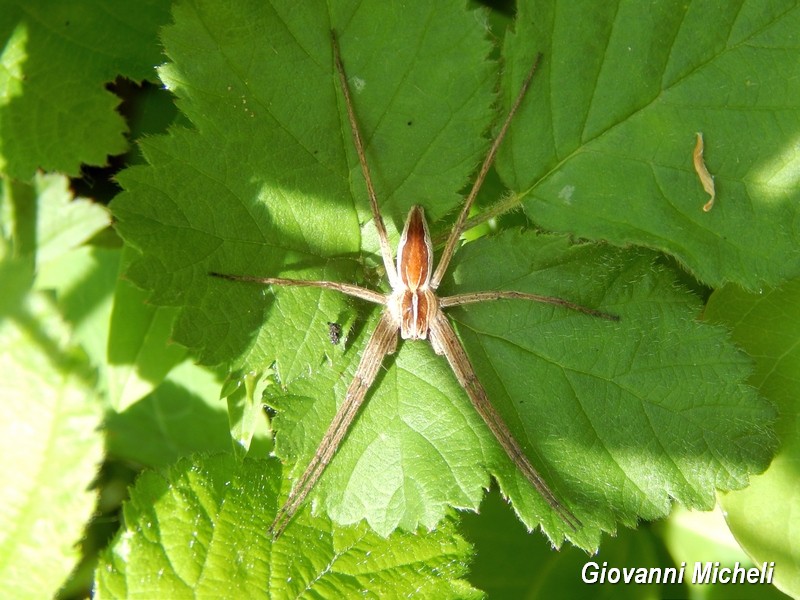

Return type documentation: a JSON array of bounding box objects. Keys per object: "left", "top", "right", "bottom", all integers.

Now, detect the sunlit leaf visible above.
[
  {"left": 500, "top": 0, "right": 800, "bottom": 289},
  {"left": 0, "top": 293, "right": 103, "bottom": 599},
  {"left": 0, "top": 0, "right": 171, "bottom": 178},
  {"left": 95, "top": 455, "right": 479, "bottom": 599}
]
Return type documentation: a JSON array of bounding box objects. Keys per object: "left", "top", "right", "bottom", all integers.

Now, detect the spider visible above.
[{"left": 212, "top": 33, "right": 617, "bottom": 538}]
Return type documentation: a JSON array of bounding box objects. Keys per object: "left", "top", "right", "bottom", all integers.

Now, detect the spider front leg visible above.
[
  {"left": 332, "top": 31, "right": 399, "bottom": 290},
  {"left": 209, "top": 272, "right": 386, "bottom": 305}
]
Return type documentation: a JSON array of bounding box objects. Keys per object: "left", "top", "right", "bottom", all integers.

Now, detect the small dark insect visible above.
[{"left": 327, "top": 321, "right": 343, "bottom": 345}]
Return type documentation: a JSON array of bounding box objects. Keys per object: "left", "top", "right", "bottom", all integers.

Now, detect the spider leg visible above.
[
  {"left": 440, "top": 290, "right": 618, "bottom": 321},
  {"left": 332, "top": 32, "right": 400, "bottom": 289},
  {"left": 209, "top": 272, "right": 386, "bottom": 305},
  {"left": 431, "top": 53, "right": 542, "bottom": 290},
  {"left": 269, "top": 310, "right": 399, "bottom": 538},
  {"left": 427, "top": 310, "right": 581, "bottom": 531}
]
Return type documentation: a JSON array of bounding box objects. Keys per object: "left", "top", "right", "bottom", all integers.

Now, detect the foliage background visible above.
[{"left": 0, "top": 0, "right": 798, "bottom": 598}]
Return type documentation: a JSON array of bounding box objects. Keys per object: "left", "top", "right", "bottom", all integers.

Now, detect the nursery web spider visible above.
[{"left": 212, "top": 34, "right": 617, "bottom": 538}]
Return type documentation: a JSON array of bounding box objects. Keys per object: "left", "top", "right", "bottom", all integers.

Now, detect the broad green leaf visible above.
[
  {"left": 0, "top": 292, "right": 103, "bottom": 599},
  {"left": 0, "top": 0, "right": 171, "bottom": 179},
  {"left": 105, "top": 361, "right": 232, "bottom": 469},
  {"left": 110, "top": 0, "right": 776, "bottom": 551},
  {"left": 705, "top": 281, "right": 800, "bottom": 597},
  {"left": 500, "top": 0, "right": 800, "bottom": 289},
  {"left": 95, "top": 455, "right": 479, "bottom": 599}
]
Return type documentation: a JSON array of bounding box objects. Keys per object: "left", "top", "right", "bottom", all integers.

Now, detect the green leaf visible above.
[
  {"left": 106, "top": 246, "right": 187, "bottom": 411},
  {"left": 500, "top": 0, "right": 800, "bottom": 289},
  {"left": 0, "top": 176, "right": 36, "bottom": 307},
  {"left": 38, "top": 230, "right": 187, "bottom": 413},
  {"left": 0, "top": 292, "right": 103, "bottom": 599},
  {"left": 105, "top": 361, "right": 232, "bottom": 469},
  {"left": 0, "top": 0, "right": 171, "bottom": 179},
  {"left": 26, "top": 173, "right": 117, "bottom": 395},
  {"left": 31, "top": 172, "right": 111, "bottom": 266},
  {"left": 110, "top": 0, "right": 776, "bottom": 551},
  {"left": 461, "top": 488, "right": 685, "bottom": 599},
  {"left": 36, "top": 244, "right": 120, "bottom": 374},
  {"left": 222, "top": 368, "right": 274, "bottom": 459},
  {"left": 95, "top": 455, "right": 479, "bottom": 599},
  {"left": 0, "top": 174, "right": 106, "bottom": 598},
  {"left": 704, "top": 280, "right": 800, "bottom": 597},
  {"left": 661, "top": 507, "right": 790, "bottom": 600}
]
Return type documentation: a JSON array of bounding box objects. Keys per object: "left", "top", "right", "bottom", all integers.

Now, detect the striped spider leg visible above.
[{"left": 211, "top": 34, "right": 617, "bottom": 538}]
